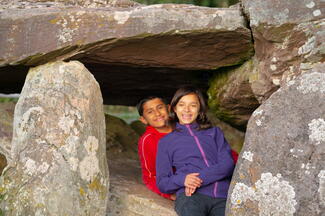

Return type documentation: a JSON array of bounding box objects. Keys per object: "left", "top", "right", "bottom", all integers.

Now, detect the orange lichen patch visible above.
[{"left": 50, "top": 18, "right": 60, "bottom": 24}]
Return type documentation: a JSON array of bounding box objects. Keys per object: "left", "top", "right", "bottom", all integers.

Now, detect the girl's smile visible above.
[{"left": 174, "top": 93, "right": 200, "bottom": 125}]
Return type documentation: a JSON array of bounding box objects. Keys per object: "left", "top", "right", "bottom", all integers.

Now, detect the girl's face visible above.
[{"left": 174, "top": 93, "right": 200, "bottom": 125}]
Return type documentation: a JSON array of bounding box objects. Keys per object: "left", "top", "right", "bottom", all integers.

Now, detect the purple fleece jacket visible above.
[{"left": 156, "top": 123, "right": 235, "bottom": 198}]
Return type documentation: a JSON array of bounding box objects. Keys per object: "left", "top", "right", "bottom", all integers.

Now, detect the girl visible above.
[{"left": 156, "top": 86, "right": 235, "bottom": 216}]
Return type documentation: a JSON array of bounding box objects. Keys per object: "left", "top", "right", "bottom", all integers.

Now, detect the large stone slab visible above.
[
  {"left": 241, "top": 0, "right": 325, "bottom": 102},
  {"left": 226, "top": 64, "right": 325, "bottom": 215},
  {"left": 0, "top": 2, "right": 253, "bottom": 70},
  {"left": 107, "top": 156, "right": 176, "bottom": 216},
  {"left": 0, "top": 61, "right": 109, "bottom": 215}
]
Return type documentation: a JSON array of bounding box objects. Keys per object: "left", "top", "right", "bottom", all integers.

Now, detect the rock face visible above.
[
  {"left": 226, "top": 65, "right": 325, "bottom": 216},
  {"left": 107, "top": 156, "right": 176, "bottom": 216},
  {"left": 241, "top": 0, "right": 325, "bottom": 102},
  {"left": 105, "top": 113, "right": 139, "bottom": 159},
  {"left": 208, "top": 60, "right": 260, "bottom": 130},
  {"left": 0, "top": 1, "right": 253, "bottom": 105},
  {"left": 0, "top": 102, "right": 15, "bottom": 162},
  {"left": 0, "top": 61, "right": 109, "bottom": 215}
]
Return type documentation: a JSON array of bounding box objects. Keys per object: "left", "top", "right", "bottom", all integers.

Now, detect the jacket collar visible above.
[
  {"left": 146, "top": 125, "right": 169, "bottom": 135},
  {"left": 176, "top": 122, "right": 199, "bottom": 131}
]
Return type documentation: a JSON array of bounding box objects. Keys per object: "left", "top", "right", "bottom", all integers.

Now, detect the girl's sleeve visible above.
[
  {"left": 198, "top": 127, "right": 235, "bottom": 186},
  {"left": 156, "top": 139, "right": 185, "bottom": 194}
]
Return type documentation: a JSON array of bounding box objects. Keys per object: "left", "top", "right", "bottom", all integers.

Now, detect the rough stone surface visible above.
[
  {"left": 107, "top": 156, "right": 176, "bottom": 216},
  {"left": 105, "top": 113, "right": 139, "bottom": 159},
  {"left": 226, "top": 64, "right": 325, "bottom": 216},
  {"left": 130, "top": 120, "right": 146, "bottom": 136},
  {"left": 0, "top": 102, "right": 15, "bottom": 163},
  {"left": 241, "top": 0, "right": 325, "bottom": 102},
  {"left": 0, "top": 61, "right": 109, "bottom": 215},
  {"left": 0, "top": 3, "right": 252, "bottom": 69},
  {"left": 0, "top": 2, "right": 253, "bottom": 105},
  {"left": 0, "top": 0, "right": 141, "bottom": 10},
  {"left": 208, "top": 60, "right": 260, "bottom": 130},
  {"left": 207, "top": 111, "right": 244, "bottom": 153}
]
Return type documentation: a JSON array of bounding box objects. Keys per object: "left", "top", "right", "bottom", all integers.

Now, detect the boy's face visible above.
[{"left": 140, "top": 98, "right": 169, "bottom": 129}]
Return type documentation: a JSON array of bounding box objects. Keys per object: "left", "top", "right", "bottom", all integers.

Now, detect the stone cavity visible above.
[{"left": 0, "top": 61, "right": 109, "bottom": 216}]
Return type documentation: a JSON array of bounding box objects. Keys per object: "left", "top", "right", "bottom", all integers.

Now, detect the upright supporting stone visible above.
[
  {"left": 226, "top": 64, "right": 325, "bottom": 216},
  {"left": 0, "top": 61, "right": 109, "bottom": 215}
]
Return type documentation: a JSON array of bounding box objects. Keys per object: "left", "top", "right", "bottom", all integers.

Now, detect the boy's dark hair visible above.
[
  {"left": 136, "top": 96, "right": 166, "bottom": 116},
  {"left": 169, "top": 86, "right": 212, "bottom": 130}
]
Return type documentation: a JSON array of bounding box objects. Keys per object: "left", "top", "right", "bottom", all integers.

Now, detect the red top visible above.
[
  {"left": 138, "top": 125, "right": 239, "bottom": 200},
  {"left": 138, "top": 126, "right": 172, "bottom": 199}
]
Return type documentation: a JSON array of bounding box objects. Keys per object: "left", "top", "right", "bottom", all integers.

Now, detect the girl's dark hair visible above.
[{"left": 170, "top": 86, "right": 212, "bottom": 130}]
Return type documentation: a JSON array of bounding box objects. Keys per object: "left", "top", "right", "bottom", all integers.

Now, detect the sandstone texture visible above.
[
  {"left": 226, "top": 64, "right": 325, "bottom": 216},
  {"left": 107, "top": 156, "right": 176, "bottom": 216},
  {"left": 241, "top": 0, "right": 325, "bottom": 102},
  {"left": 0, "top": 61, "right": 109, "bottom": 215}
]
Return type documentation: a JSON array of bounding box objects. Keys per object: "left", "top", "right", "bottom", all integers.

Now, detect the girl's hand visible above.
[
  {"left": 184, "top": 173, "right": 202, "bottom": 189},
  {"left": 185, "top": 186, "right": 196, "bottom": 196},
  {"left": 170, "top": 194, "right": 176, "bottom": 201}
]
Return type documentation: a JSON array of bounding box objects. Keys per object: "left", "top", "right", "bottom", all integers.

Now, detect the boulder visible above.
[
  {"left": 208, "top": 60, "right": 260, "bottom": 130},
  {"left": 130, "top": 120, "right": 146, "bottom": 136},
  {"left": 0, "top": 102, "right": 15, "bottom": 162},
  {"left": 226, "top": 64, "right": 325, "bottom": 215},
  {"left": 241, "top": 0, "right": 325, "bottom": 102},
  {"left": 107, "top": 156, "right": 176, "bottom": 216},
  {"left": 105, "top": 113, "right": 139, "bottom": 159},
  {"left": 207, "top": 111, "right": 244, "bottom": 154},
  {"left": 0, "top": 61, "right": 109, "bottom": 215}
]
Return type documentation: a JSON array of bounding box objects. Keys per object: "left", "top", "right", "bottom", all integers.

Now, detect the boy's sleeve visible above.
[
  {"left": 140, "top": 135, "right": 173, "bottom": 200},
  {"left": 140, "top": 135, "right": 158, "bottom": 177},
  {"left": 156, "top": 139, "right": 185, "bottom": 194},
  {"left": 198, "top": 127, "right": 235, "bottom": 186}
]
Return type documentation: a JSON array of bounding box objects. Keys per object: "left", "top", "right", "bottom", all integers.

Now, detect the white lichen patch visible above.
[
  {"left": 313, "top": 9, "right": 321, "bottom": 16},
  {"left": 306, "top": 1, "right": 315, "bottom": 8},
  {"left": 270, "top": 64, "right": 277, "bottom": 71},
  {"left": 23, "top": 158, "right": 50, "bottom": 176},
  {"left": 242, "top": 151, "right": 254, "bottom": 162},
  {"left": 79, "top": 136, "right": 100, "bottom": 182},
  {"left": 256, "top": 119, "right": 262, "bottom": 126},
  {"left": 297, "top": 72, "right": 325, "bottom": 94},
  {"left": 114, "top": 11, "right": 131, "bottom": 24},
  {"left": 298, "top": 36, "right": 316, "bottom": 56},
  {"left": 17, "top": 106, "right": 44, "bottom": 135},
  {"left": 231, "top": 182, "right": 256, "bottom": 205},
  {"left": 308, "top": 118, "right": 325, "bottom": 145},
  {"left": 24, "top": 158, "right": 37, "bottom": 175},
  {"left": 272, "top": 78, "right": 280, "bottom": 86},
  {"left": 318, "top": 170, "right": 325, "bottom": 205},
  {"left": 68, "top": 157, "right": 79, "bottom": 171},
  {"left": 84, "top": 136, "right": 99, "bottom": 155},
  {"left": 231, "top": 172, "right": 297, "bottom": 216},
  {"left": 58, "top": 115, "right": 75, "bottom": 134},
  {"left": 79, "top": 155, "right": 100, "bottom": 182},
  {"left": 252, "top": 109, "right": 263, "bottom": 117}
]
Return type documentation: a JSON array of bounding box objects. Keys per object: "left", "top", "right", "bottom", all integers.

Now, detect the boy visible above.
[{"left": 137, "top": 96, "right": 176, "bottom": 200}]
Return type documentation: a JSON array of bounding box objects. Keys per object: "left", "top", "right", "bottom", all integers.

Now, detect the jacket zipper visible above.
[{"left": 185, "top": 125, "right": 218, "bottom": 197}]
